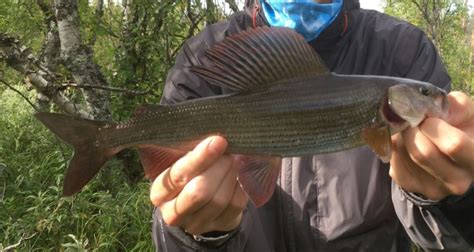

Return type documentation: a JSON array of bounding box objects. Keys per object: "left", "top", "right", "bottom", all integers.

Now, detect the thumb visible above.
[{"left": 446, "top": 91, "right": 474, "bottom": 126}]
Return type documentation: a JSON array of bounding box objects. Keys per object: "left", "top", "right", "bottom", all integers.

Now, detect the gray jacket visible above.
[{"left": 153, "top": 0, "right": 474, "bottom": 251}]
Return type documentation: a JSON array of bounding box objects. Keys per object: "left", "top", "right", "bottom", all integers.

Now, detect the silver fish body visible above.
[{"left": 100, "top": 74, "right": 445, "bottom": 157}]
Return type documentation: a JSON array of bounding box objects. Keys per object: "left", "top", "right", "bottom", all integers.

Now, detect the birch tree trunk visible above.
[
  {"left": 55, "top": 0, "right": 111, "bottom": 120},
  {"left": 35, "top": 0, "right": 61, "bottom": 110}
]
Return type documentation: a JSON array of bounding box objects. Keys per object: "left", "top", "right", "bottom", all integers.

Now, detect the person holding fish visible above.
[
  {"left": 34, "top": 0, "right": 473, "bottom": 251},
  {"left": 147, "top": 0, "right": 474, "bottom": 251}
]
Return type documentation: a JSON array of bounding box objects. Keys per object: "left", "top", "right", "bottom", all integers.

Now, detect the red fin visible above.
[
  {"left": 235, "top": 155, "right": 282, "bottom": 207},
  {"left": 138, "top": 145, "right": 186, "bottom": 180},
  {"left": 362, "top": 124, "right": 392, "bottom": 163}
]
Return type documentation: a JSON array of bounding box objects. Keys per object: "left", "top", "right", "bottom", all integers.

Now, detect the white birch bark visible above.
[{"left": 55, "top": 0, "right": 111, "bottom": 119}]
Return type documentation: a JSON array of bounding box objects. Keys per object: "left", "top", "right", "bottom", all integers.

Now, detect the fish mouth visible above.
[
  {"left": 380, "top": 95, "right": 408, "bottom": 131},
  {"left": 430, "top": 95, "right": 450, "bottom": 120}
]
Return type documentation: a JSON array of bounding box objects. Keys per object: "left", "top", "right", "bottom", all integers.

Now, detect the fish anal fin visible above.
[
  {"left": 235, "top": 155, "right": 282, "bottom": 207},
  {"left": 138, "top": 145, "right": 186, "bottom": 180},
  {"left": 362, "top": 124, "right": 392, "bottom": 163}
]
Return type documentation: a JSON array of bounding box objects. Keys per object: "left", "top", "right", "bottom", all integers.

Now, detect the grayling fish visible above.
[{"left": 35, "top": 27, "right": 449, "bottom": 207}]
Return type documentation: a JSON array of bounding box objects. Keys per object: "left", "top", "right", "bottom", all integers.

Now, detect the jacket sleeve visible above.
[{"left": 390, "top": 27, "right": 474, "bottom": 251}]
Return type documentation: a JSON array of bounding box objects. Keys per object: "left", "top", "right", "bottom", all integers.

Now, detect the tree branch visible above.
[
  {"left": 0, "top": 79, "right": 40, "bottom": 111},
  {"left": 0, "top": 164, "right": 5, "bottom": 203},
  {"left": 206, "top": 0, "right": 218, "bottom": 24},
  {"left": 89, "top": 0, "right": 104, "bottom": 46},
  {"left": 60, "top": 83, "right": 154, "bottom": 96},
  {"left": 36, "top": 0, "right": 55, "bottom": 27},
  {"left": 411, "top": 0, "right": 431, "bottom": 24},
  {"left": 154, "top": 0, "right": 174, "bottom": 33},
  {"left": 0, "top": 33, "right": 91, "bottom": 118},
  {"left": 169, "top": 0, "right": 205, "bottom": 60},
  {"left": 21, "top": 1, "right": 44, "bottom": 31},
  {"left": 171, "top": 13, "right": 205, "bottom": 59},
  {"left": 411, "top": 0, "right": 437, "bottom": 45},
  {"left": 224, "top": 0, "right": 239, "bottom": 13}
]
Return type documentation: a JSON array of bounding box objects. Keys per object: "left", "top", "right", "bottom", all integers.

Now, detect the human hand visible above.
[
  {"left": 150, "top": 136, "right": 249, "bottom": 235},
  {"left": 390, "top": 91, "right": 474, "bottom": 200}
]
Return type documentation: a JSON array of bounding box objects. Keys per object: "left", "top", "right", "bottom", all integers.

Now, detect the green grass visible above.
[{"left": 0, "top": 88, "right": 154, "bottom": 251}]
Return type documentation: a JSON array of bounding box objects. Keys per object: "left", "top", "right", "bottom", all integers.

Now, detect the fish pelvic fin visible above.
[
  {"left": 138, "top": 145, "right": 186, "bottom": 181},
  {"left": 235, "top": 155, "right": 281, "bottom": 207},
  {"left": 34, "top": 112, "right": 117, "bottom": 196},
  {"left": 191, "top": 27, "right": 330, "bottom": 93}
]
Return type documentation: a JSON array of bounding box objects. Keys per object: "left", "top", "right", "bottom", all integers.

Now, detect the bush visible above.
[{"left": 0, "top": 87, "right": 154, "bottom": 251}]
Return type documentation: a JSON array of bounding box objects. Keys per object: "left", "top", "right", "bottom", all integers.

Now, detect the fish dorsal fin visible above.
[{"left": 191, "top": 27, "right": 330, "bottom": 92}]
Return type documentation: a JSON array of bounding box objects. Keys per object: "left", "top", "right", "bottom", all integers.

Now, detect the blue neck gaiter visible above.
[{"left": 261, "top": 0, "right": 343, "bottom": 42}]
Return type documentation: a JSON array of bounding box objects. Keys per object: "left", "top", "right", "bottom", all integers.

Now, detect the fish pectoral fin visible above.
[
  {"left": 362, "top": 124, "right": 392, "bottom": 163},
  {"left": 138, "top": 145, "right": 186, "bottom": 180},
  {"left": 235, "top": 155, "right": 282, "bottom": 208}
]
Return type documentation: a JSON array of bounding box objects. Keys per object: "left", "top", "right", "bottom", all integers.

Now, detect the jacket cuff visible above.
[
  {"left": 191, "top": 229, "right": 238, "bottom": 247},
  {"left": 166, "top": 224, "right": 240, "bottom": 249},
  {"left": 397, "top": 183, "right": 474, "bottom": 208},
  {"left": 397, "top": 186, "right": 440, "bottom": 207}
]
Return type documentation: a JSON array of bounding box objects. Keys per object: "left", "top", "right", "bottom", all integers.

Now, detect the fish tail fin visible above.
[{"left": 34, "top": 112, "right": 116, "bottom": 196}]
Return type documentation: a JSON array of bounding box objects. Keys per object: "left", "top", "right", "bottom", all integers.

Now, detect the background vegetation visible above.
[
  {"left": 385, "top": 0, "right": 472, "bottom": 93},
  {"left": 0, "top": 0, "right": 472, "bottom": 250}
]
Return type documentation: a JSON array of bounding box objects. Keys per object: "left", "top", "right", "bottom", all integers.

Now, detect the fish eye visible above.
[{"left": 419, "top": 86, "right": 431, "bottom": 96}]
